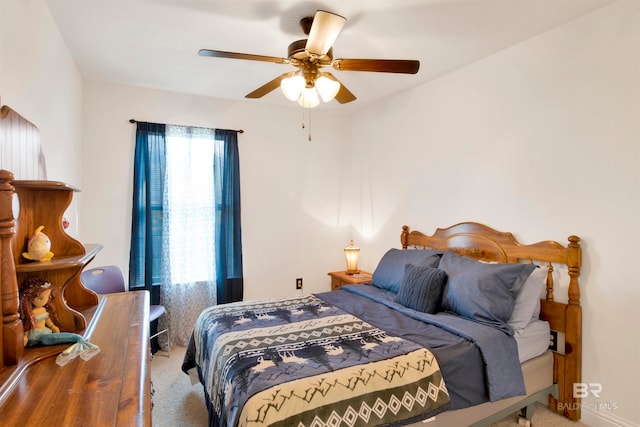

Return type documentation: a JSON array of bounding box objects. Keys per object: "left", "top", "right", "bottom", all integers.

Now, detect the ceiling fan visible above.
[{"left": 198, "top": 10, "right": 420, "bottom": 108}]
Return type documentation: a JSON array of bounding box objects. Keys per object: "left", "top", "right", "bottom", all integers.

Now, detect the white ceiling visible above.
[{"left": 46, "top": 0, "right": 612, "bottom": 113}]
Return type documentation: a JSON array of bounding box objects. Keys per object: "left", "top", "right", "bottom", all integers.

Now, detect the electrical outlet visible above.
[
  {"left": 549, "top": 330, "right": 566, "bottom": 354},
  {"left": 296, "top": 278, "right": 303, "bottom": 290}
]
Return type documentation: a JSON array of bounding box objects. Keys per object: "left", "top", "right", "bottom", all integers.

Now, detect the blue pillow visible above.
[
  {"left": 395, "top": 264, "right": 447, "bottom": 314},
  {"left": 438, "top": 251, "right": 536, "bottom": 334},
  {"left": 372, "top": 248, "right": 442, "bottom": 293}
]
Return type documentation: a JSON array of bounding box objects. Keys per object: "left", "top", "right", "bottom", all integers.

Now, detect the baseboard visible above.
[{"left": 581, "top": 407, "right": 637, "bottom": 427}]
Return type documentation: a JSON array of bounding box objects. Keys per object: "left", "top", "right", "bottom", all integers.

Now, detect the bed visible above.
[{"left": 182, "top": 222, "right": 582, "bottom": 426}]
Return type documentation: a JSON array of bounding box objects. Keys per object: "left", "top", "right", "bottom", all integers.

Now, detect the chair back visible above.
[{"left": 81, "top": 265, "right": 127, "bottom": 294}]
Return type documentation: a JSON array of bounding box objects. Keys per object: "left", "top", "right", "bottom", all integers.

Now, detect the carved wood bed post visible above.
[
  {"left": 567, "top": 235, "right": 582, "bottom": 306},
  {"left": 0, "top": 170, "right": 23, "bottom": 367},
  {"left": 559, "top": 235, "right": 582, "bottom": 420},
  {"left": 401, "top": 225, "right": 410, "bottom": 249}
]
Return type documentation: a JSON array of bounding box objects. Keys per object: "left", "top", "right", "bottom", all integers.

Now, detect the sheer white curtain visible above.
[{"left": 158, "top": 125, "right": 219, "bottom": 350}]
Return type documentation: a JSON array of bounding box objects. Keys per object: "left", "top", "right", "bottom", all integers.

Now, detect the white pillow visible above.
[{"left": 508, "top": 266, "right": 548, "bottom": 331}]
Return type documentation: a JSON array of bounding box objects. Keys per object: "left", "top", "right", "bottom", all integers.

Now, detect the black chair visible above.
[{"left": 81, "top": 265, "right": 169, "bottom": 344}]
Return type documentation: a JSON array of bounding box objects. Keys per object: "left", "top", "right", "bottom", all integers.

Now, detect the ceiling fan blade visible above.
[
  {"left": 324, "top": 73, "right": 356, "bottom": 104},
  {"left": 333, "top": 58, "right": 420, "bottom": 74},
  {"left": 305, "top": 11, "right": 346, "bottom": 57},
  {"left": 245, "top": 73, "right": 293, "bottom": 99},
  {"left": 199, "top": 49, "right": 288, "bottom": 64}
]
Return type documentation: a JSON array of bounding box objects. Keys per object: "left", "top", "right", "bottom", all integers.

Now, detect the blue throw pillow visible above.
[
  {"left": 438, "top": 251, "right": 536, "bottom": 334},
  {"left": 395, "top": 264, "right": 448, "bottom": 314},
  {"left": 372, "top": 248, "right": 442, "bottom": 293}
]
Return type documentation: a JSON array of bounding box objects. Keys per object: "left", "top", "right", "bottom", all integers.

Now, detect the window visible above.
[
  {"left": 131, "top": 121, "right": 243, "bottom": 348},
  {"left": 164, "top": 125, "right": 219, "bottom": 285}
]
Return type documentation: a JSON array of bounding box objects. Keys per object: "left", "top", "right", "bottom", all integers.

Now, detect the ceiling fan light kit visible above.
[
  {"left": 299, "top": 87, "right": 320, "bottom": 108},
  {"left": 280, "top": 71, "right": 340, "bottom": 106},
  {"left": 280, "top": 73, "right": 305, "bottom": 101},
  {"left": 315, "top": 75, "right": 341, "bottom": 102},
  {"left": 198, "top": 10, "right": 420, "bottom": 109}
]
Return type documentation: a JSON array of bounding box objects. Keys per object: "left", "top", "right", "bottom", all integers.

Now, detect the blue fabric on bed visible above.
[
  {"left": 184, "top": 294, "right": 452, "bottom": 427},
  {"left": 316, "top": 289, "right": 486, "bottom": 410},
  {"left": 372, "top": 248, "right": 441, "bottom": 293},
  {"left": 438, "top": 251, "right": 536, "bottom": 334},
  {"left": 395, "top": 264, "right": 447, "bottom": 313},
  {"left": 341, "top": 283, "right": 526, "bottom": 402}
]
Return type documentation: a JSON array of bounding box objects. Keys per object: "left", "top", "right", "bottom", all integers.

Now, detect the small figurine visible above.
[
  {"left": 19, "top": 277, "right": 100, "bottom": 366},
  {"left": 20, "top": 277, "right": 59, "bottom": 346},
  {"left": 22, "top": 225, "right": 54, "bottom": 261}
]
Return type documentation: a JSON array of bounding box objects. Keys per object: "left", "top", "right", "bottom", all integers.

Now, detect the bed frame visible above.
[{"left": 400, "top": 223, "right": 582, "bottom": 423}]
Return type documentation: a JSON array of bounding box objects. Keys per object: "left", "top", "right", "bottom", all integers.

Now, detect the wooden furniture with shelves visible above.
[
  {"left": 328, "top": 270, "right": 372, "bottom": 290},
  {"left": 12, "top": 179, "right": 99, "bottom": 332},
  {"left": 0, "top": 170, "right": 151, "bottom": 425}
]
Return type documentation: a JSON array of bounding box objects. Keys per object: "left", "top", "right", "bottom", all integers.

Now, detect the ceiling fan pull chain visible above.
[{"left": 300, "top": 109, "right": 311, "bottom": 141}]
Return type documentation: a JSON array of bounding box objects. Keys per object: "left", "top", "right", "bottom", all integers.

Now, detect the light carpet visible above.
[{"left": 150, "top": 345, "right": 587, "bottom": 427}]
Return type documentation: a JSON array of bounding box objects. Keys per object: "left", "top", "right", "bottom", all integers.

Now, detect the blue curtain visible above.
[
  {"left": 214, "top": 129, "right": 244, "bottom": 303},
  {"left": 129, "top": 122, "right": 166, "bottom": 305},
  {"left": 129, "top": 123, "right": 243, "bottom": 305}
]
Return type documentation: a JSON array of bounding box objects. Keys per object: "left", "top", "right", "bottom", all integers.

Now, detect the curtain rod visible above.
[{"left": 129, "top": 119, "right": 244, "bottom": 134}]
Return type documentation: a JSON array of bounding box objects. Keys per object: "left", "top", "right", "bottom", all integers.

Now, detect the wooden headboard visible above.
[{"left": 401, "top": 222, "right": 582, "bottom": 421}]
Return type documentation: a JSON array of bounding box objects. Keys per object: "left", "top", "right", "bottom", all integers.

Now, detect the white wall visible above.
[
  {"left": 350, "top": 1, "right": 639, "bottom": 426},
  {"left": 0, "top": 0, "right": 84, "bottom": 238},
  {"left": 80, "top": 81, "right": 353, "bottom": 300},
  {"left": 0, "top": 0, "right": 83, "bottom": 186}
]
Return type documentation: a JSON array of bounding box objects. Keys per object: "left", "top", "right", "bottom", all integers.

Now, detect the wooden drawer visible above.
[{"left": 328, "top": 271, "right": 372, "bottom": 290}]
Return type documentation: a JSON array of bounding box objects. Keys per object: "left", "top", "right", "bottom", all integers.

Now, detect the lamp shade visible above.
[
  {"left": 298, "top": 87, "right": 320, "bottom": 108},
  {"left": 344, "top": 240, "right": 360, "bottom": 274},
  {"left": 316, "top": 75, "right": 340, "bottom": 102},
  {"left": 280, "top": 74, "right": 305, "bottom": 101}
]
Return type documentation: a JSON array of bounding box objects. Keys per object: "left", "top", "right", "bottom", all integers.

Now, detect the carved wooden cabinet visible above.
[{"left": 0, "top": 171, "right": 151, "bottom": 425}]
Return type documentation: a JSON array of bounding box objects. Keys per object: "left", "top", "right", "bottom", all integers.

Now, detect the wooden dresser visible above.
[{"left": 0, "top": 291, "right": 151, "bottom": 425}]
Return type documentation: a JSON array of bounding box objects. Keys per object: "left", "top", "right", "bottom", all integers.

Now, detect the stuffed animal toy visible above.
[
  {"left": 22, "top": 225, "right": 54, "bottom": 261},
  {"left": 19, "top": 277, "right": 100, "bottom": 365},
  {"left": 19, "top": 277, "right": 60, "bottom": 347}
]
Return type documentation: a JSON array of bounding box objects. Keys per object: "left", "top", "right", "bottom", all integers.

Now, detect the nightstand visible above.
[{"left": 328, "top": 271, "right": 373, "bottom": 291}]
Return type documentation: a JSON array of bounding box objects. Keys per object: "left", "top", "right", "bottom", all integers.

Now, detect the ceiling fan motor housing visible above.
[
  {"left": 288, "top": 39, "right": 308, "bottom": 60},
  {"left": 288, "top": 39, "right": 333, "bottom": 63}
]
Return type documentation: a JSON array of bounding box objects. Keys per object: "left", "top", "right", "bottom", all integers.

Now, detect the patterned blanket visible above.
[{"left": 192, "top": 295, "right": 450, "bottom": 427}]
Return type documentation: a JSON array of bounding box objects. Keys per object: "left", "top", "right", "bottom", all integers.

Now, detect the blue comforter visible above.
[
  {"left": 325, "top": 284, "right": 525, "bottom": 401},
  {"left": 182, "top": 286, "right": 525, "bottom": 426},
  {"left": 184, "top": 294, "right": 451, "bottom": 427}
]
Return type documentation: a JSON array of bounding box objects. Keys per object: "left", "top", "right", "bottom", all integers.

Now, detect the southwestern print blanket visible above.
[{"left": 191, "top": 295, "right": 450, "bottom": 427}]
